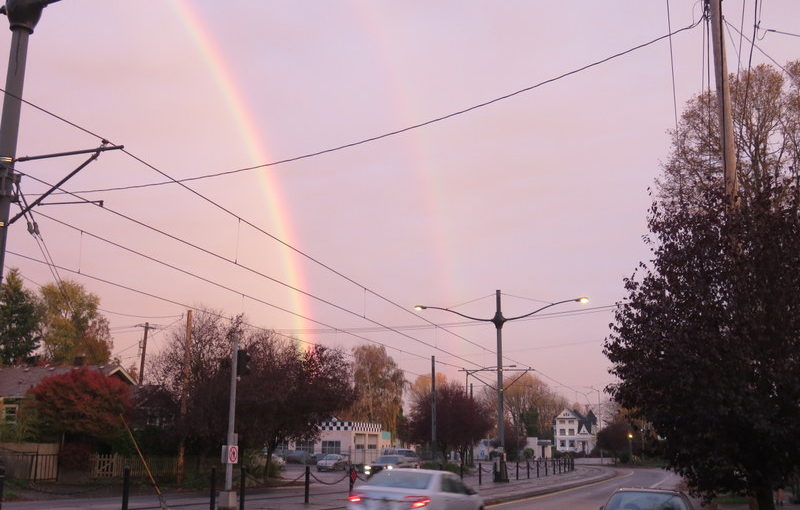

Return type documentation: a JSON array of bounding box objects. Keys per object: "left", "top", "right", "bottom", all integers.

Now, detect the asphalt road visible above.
[{"left": 488, "top": 467, "right": 687, "bottom": 510}]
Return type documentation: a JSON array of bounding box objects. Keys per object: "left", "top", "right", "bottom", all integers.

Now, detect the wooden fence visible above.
[{"left": 91, "top": 454, "right": 177, "bottom": 479}]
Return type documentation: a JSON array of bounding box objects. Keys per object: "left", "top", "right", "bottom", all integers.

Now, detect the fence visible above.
[
  {"left": 91, "top": 454, "right": 177, "bottom": 479},
  {"left": 0, "top": 451, "right": 58, "bottom": 481}
]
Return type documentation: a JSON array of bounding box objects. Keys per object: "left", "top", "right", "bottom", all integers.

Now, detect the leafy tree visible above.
[
  {"left": 0, "top": 268, "right": 42, "bottom": 365},
  {"left": 407, "top": 372, "right": 448, "bottom": 408},
  {"left": 149, "top": 310, "right": 356, "bottom": 464},
  {"left": 595, "top": 420, "right": 630, "bottom": 459},
  {"left": 605, "top": 62, "right": 800, "bottom": 509},
  {"left": 26, "top": 367, "right": 133, "bottom": 441},
  {"left": 407, "top": 380, "right": 492, "bottom": 463},
  {"left": 341, "top": 345, "right": 405, "bottom": 439},
  {"left": 39, "top": 280, "right": 112, "bottom": 364}
]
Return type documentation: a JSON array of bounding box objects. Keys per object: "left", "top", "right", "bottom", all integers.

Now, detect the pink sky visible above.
[{"left": 2, "top": 1, "right": 798, "bottom": 406}]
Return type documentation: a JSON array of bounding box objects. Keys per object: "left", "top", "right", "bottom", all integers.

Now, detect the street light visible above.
[
  {"left": 627, "top": 432, "right": 634, "bottom": 463},
  {"left": 415, "top": 289, "right": 588, "bottom": 482}
]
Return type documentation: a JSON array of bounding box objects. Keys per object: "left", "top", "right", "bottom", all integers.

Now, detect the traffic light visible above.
[{"left": 236, "top": 349, "right": 251, "bottom": 376}]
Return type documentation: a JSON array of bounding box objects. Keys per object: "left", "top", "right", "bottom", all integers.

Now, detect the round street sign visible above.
[{"left": 228, "top": 445, "right": 239, "bottom": 464}]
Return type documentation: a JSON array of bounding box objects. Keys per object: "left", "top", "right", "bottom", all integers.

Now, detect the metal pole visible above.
[
  {"left": 225, "top": 333, "right": 239, "bottom": 491},
  {"left": 431, "top": 355, "right": 436, "bottom": 463},
  {"left": 492, "top": 290, "right": 508, "bottom": 482},
  {"left": 122, "top": 467, "right": 130, "bottom": 510},
  {"left": 209, "top": 467, "right": 216, "bottom": 510},
  {"left": 0, "top": 27, "right": 29, "bottom": 283}
]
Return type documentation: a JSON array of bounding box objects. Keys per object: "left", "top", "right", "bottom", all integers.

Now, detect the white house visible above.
[
  {"left": 277, "top": 418, "right": 392, "bottom": 465},
  {"left": 553, "top": 409, "right": 597, "bottom": 454}
]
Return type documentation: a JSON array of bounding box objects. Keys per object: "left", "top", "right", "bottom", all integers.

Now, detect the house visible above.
[
  {"left": 0, "top": 365, "right": 136, "bottom": 424},
  {"left": 553, "top": 408, "right": 597, "bottom": 454}
]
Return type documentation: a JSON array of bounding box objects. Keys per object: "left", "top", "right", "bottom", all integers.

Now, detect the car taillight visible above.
[
  {"left": 403, "top": 496, "right": 431, "bottom": 509},
  {"left": 348, "top": 492, "right": 364, "bottom": 504}
]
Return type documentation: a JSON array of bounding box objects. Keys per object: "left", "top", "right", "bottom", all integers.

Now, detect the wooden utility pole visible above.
[
  {"left": 137, "top": 322, "right": 151, "bottom": 385},
  {"left": 709, "top": 0, "right": 738, "bottom": 207},
  {"left": 176, "top": 310, "right": 192, "bottom": 484}
]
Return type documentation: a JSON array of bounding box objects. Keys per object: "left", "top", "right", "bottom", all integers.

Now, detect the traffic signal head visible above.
[{"left": 236, "top": 349, "right": 251, "bottom": 376}]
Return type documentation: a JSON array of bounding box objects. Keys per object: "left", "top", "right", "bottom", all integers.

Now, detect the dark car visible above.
[{"left": 600, "top": 488, "right": 696, "bottom": 510}]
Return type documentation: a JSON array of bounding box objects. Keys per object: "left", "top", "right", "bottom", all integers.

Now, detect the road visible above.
[{"left": 488, "top": 467, "right": 688, "bottom": 510}]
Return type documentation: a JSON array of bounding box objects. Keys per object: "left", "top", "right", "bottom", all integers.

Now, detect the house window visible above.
[
  {"left": 3, "top": 404, "right": 17, "bottom": 424},
  {"left": 559, "top": 429, "right": 565, "bottom": 436},
  {"left": 321, "top": 441, "right": 341, "bottom": 454},
  {"left": 367, "top": 443, "right": 377, "bottom": 450},
  {"left": 569, "top": 440, "right": 575, "bottom": 448},
  {"left": 559, "top": 440, "right": 565, "bottom": 447},
  {"left": 296, "top": 441, "right": 314, "bottom": 453},
  {"left": 568, "top": 429, "right": 574, "bottom": 435}
]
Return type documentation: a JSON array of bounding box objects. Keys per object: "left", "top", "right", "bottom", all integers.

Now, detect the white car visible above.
[
  {"left": 347, "top": 468, "right": 483, "bottom": 510},
  {"left": 317, "top": 453, "right": 348, "bottom": 471},
  {"left": 363, "top": 455, "right": 419, "bottom": 477}
]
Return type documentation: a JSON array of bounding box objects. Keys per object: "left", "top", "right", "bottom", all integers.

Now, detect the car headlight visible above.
[
  {"left": 364, "top": 466, "right": 372, "bottom": 473},
  {"left": 387, "top": 465, "right": 393, "bottom": 470}
]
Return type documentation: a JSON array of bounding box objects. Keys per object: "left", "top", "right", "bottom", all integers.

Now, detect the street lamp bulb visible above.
[
  {"left": 627, "top": 433, "right": 634, "bottom": 439},
  {"left": 414, "top": 305, "right": 426, "bottom": 310},
  {"left": 577, "top": 296, "right": 590, "bottom": 304}
]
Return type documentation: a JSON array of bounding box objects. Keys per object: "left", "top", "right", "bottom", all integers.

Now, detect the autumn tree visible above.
[
  {"left": 149, "top": 310, "right": 356, "bottom": 460},
  {"left": 0, "top": 268, "right": 42, "bottom": 365},
  {"left": 408, "top": 380, "right": 492, "bottom": 463},
  {"left": 341, "top": 345, "right": 405, "bottom": 439},
  {"left": 407, "top": 372, "right": 448, "bottom": 409},
  {"left": 26, "top": 367, "right": 133, "bottom": 442},
  {"left": 39, "top": 280, "right": 112, "bottom": 364},
  {"left": 605, "top": 62, "right": 800, "bottom": 509}
]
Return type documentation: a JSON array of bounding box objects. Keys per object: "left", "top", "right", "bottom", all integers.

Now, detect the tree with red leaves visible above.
[{"left": 26, "top": 367, "right": 133, "bottom": 441}]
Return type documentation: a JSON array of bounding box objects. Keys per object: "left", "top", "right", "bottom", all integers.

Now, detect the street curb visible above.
[{"left": 482, "top": 467, "right": 619, "bottom": 506}]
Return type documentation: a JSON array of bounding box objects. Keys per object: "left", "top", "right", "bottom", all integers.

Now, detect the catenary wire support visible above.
[{"left": 8, "top": 143, "right": 122, "bottom": 225}]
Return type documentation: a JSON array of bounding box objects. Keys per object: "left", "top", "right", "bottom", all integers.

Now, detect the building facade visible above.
[{"left": 553, "top": 409, "right": 597, "bottom": 454}]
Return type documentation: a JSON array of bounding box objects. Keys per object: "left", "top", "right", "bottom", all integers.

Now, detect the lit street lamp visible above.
[
  {"left": 415, "top": 290, "right": 588, "bottom": 482},
  {"left": 627, "top": 432, "right": 634, "bottom": 463}
]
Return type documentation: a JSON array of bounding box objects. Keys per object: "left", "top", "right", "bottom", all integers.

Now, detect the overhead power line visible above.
[{"left": 8, "top": 250, "right": 466, "bottom": 373}]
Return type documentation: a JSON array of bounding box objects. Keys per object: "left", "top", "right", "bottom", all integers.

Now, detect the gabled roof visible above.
[{"left": 0, "top": 365, "right": 136, "bottom": 399}]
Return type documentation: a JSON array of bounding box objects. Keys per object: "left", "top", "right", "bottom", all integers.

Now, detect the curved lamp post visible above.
[{"left": 415, "top": 289, "right": 588, "bottom": 482}]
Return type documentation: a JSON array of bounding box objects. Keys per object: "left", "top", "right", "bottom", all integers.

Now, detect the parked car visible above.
[
  {"left": 284, "top": 450, "right": 312, "bottom": 464},
  {"left": 599, "top": 488, "right": 696, "bottom": 510},
  {"left": 270, "top": 454, "right": 286, "bottom": 467},
  {"left": 317, "top": 454, "right": 348, "bottom": 471},
  {"left": 363, "top": 455, "right": 419, "bottom": 477},
  {"left": 347, "top": 468, "right": 483, "bottom": 510}
]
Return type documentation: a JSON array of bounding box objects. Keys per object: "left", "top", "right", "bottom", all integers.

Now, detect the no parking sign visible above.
[{"left": 221, "top": 445, "right": 239, "bottom": 464}]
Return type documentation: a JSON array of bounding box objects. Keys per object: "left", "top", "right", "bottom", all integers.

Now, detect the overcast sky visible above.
[{"left": 2, "top": 1, "right": 797, "bottom": 405}]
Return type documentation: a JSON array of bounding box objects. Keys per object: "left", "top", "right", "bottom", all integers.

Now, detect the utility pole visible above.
[
  {"left": 219, "top": 318, "right": 241, "bottom": 510},
  {"left": 137, "top": 322, "right": 152, "bottom": 385},
  {"left": 709, "top": 0, "right": 738, "bottom": 207},
  {"left": 176, "top": 310, "right": 192, "bottom": 484},
  {"left": 0, "top": 0, "right": 60, "bottom": 283},
  {"left": 431, "top": 355, "right": 436, "bottom": 464}
]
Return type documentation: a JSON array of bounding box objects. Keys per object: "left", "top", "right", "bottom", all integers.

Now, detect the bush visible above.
[{"left": 60, "top": 442, "right": 92, "bottom": 470}]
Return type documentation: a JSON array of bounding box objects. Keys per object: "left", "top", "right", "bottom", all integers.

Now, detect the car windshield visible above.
[
  {"left": 374, "top": 456, "right": 401, "bottom": 464},
  {"left": 323, "top": 455, "right": 339, "bottom": 460},
  {"left": 368, "top": 471, "right": 432, "bottom": 490},
  {"left": 606, "top": 491, "right": 688, "bottom": 510}
]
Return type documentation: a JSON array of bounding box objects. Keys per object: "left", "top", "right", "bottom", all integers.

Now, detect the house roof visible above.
[{"left": 0, "top": 365, "right": 136, "bottom": 399}]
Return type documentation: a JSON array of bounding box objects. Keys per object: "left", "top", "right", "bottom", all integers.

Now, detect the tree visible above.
[
  {"left": 39, "top": 280, "right": 112, "bottom": 364},
  {"left": 26, "top": 367, "right": 133, "bottom": 441},
  {"left": 341, "top": 345, "right": 405, "bottom": 439},
  {"left": 148, "top": 310, "right": 356, "bottom": 462},
  {"left": 407, "top": 372, "right": 448, "bottom": 408},
  {"left": 407, "top": 381, "right": 492, "bottom": 463},
  {"left": 0, "top": 268, "right": 42, "bottom": 365},
  {"left": 595, "top": 420, "right": 630, "bottom": 460},
  {"left": 605, "top": 62, "right": 800, "bottom": 509}
]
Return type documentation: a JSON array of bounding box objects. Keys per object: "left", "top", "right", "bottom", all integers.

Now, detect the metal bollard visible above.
[
  {"left": 515, "top": 462, "right": 519, "bottom": 480},
  {"left": 526, "top": 460, "right": 530, "bottom": 479},
  {"left": 210, "top": 467, "right": 216, "bottom": 510},
  {"left": 304, "top": 465, "right": 310, "bottom": 504},
  {"left": 0, "top": 466, "right": 5, "bottom": 510},
  {"left": 239, "top": 467, "right": 246, "bottom": 510},
  {"left": 536, "top": 460, "right": 540, "bottom": 478},
  {"left": 122, "top": 467, "right": 130, "bottom": 510},
  {"left": 545, "top": 459, "right": 548, "bottom": 476},
  {"left": 478, "top": 463, "right": 482, "bottom": 485}
]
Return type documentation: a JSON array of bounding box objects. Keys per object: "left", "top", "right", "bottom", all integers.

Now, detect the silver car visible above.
[
  {"left": 347, "top": 468, "right": 483, "bottom": 510},
  {"left": 363, "top": 455, "right": 419, "bottom": 478},
  {"left": 600, "top": 488, "right": 696, "bottom": 510}
]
